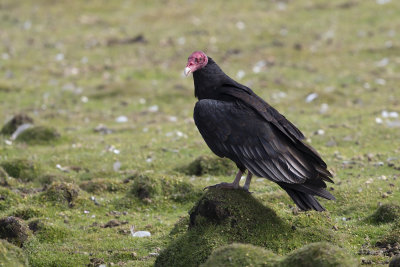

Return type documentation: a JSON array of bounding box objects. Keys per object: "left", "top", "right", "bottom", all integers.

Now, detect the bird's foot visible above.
[{"left": 203, "top": 182, "right": 239, "bottom": 191}]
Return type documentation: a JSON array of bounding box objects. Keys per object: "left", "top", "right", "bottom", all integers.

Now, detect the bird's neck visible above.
[{"left": 193, "top": 58, "right": 231, "bottom": 100}]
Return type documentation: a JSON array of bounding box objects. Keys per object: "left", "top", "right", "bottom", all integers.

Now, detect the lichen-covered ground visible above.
[{"left": 0, "top": 0, "right": 400, "bottom": 266}]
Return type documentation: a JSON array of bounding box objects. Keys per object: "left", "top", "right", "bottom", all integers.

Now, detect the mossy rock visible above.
[
  {"left": 202, "top": 243, "right": 279, "bottom": 267},
  {"left": 156, "top": 188, "right": 337, "bottom": 267},
  {"left": 28, "top": 219, "right": 69, "bottom": 243},
  {"left": 130, "top": 173, "right": 200, "bottom": 202},
  {"left": 280, "top": 242, "right": 357, "bottom": 267},
  {"left": 42, "top": 182, "right": 80, "bottom": 207},
  {"left": 80, "top": 178, "right": 125, "bottom": 193},
  {"left": 10, "top": 207, "right": 43, "bottom": 220},
  {"left": 369, "top": 204, "right": 400, "bottom": 224},
  {"left": 155, "top": 189, "right": 283, "bottom": 267},
  {"left": 0, "top": 188, "right": 22, "bottom": 212},
  {"left": 0, "top": 239, "right": 28, "bottom": 267},
  {"left": 0, "top": 216, "right": 32, "bottom": 247},
  {"left": 1, "top": 114, "right": 33, "bottom": 135},
  {"left": 15, "top": 126, "right": 60, "bottom": 145},
  {"left": 184, "top": 155, "right": 235, "bottom": 176},
  {"left": 0, "top": 159, "right": 40, "bottom": 182}
]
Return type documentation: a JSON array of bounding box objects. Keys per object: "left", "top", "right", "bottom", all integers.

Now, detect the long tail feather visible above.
[{"left": 279, "top": 185, "right": 332, "bottom": 211}]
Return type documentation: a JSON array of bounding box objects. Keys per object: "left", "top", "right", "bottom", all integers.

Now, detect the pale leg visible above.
[{"left": 243, "top": 171, "right": 253, "bottom": 191}]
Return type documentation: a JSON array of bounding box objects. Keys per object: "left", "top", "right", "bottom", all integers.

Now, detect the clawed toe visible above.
[{"left": 203, "top": 182, "right": 239, "bottom": 191}]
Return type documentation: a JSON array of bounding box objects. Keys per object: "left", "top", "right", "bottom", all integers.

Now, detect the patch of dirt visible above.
[{"left": 0, "top": 216, "right": 31, "bottom": 247}]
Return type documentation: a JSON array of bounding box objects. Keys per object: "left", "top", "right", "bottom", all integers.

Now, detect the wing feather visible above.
[{"left": 194, "top": 99, "right": 332, "bottom": 186}]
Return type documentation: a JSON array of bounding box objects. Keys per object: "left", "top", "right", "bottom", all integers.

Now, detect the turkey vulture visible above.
[{"left": 184, "top": 51, "right": 335, "bottom": 211}]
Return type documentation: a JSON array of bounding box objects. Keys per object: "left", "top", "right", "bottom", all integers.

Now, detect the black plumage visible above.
[{"left": 185, "top": 51, "right": 335, "bottom": 211}]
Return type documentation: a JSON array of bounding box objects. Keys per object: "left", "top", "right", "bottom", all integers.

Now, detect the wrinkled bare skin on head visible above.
[{"left": 184, "top": 51, "right": 208, "bottom": 76}]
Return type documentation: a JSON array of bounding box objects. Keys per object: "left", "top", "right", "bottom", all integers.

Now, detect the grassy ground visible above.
[{"left": 0, "top": 0, "right": 400, "bottom": 266}]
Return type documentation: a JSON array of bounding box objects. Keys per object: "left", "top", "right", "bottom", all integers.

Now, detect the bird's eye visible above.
[
  {"left": 194, "top": 58, "right": 199, "bottom": 63},
  {"left": 198, "top": 57, "right": 202, "bottom": 63}
]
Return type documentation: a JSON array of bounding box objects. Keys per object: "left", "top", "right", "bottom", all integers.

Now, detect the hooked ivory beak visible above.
[{"left": 184, "top": 67, "right": 192, "bottom": 76}]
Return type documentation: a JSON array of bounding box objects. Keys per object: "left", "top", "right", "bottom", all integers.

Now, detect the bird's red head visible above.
[{"left": 184, "top": 51, "right": 208, "bottom": 76}]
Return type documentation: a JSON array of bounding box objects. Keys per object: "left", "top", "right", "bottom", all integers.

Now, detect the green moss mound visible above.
[
  {"left": 370, "top": 204, "right": 400, "bottom": 224},
  {"left": 0, "top": 216, "right": 31, "bottom": 247},
  {"left": 202, "top": 243, "right": 279, "bottom": 267},
  {"left": 376, "top": 221, "right": 400, "bottom": 247},
  {"left": 28, "top": 219, "right": 69, "bottom": 243},
  {"left": 155, "top": 189, "right": 337, "bottom": 267},
  {"left": 0, "top": 159, "right": 40, "bottom": 182},
  {"left": 202, "top": 242, "right": 356, "bottom": 267},
  {"left": 1, "top": 114, "right": 33, "bottom": 135},
  {"left": 80, "top": 178, "right": 124, "bottom": 193},
  {"left": 184, "top": 155, "right": 235, "bottom": 176},
  {"left": 0, "top": 188, "right": 22, "bottom": 211},
  {"left": 130, "top": 173, "right": 200, "bottom": 202},
  {"left": 42, "top": 182, "right": 80, "bottom": 207},
  {"left": 15, "top": 126, "right": 60, "bottom": 145},
  {"left": 280, "top": 242, "right": 357, "bottom": 267},
  {"left": 0, "top": 239, "right": 28, "bottom": 267},
  {"left": 10, "top": 207, "right": 43, "bottom": 220}
]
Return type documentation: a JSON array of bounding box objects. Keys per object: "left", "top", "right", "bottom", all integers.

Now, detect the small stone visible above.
[
  {"left": 236, "top": 70, "right": 245, "bottom": 80},
  {"left": 320, "top": 103, "right": 329, "bottom": 114},
  {"left": 305, "top": 93, "right": 318, "bottom": 103},
  {"left": 55, "top": 53, "right": 64, "bottom": 61},
  {"left": 94, "top": 124, "right": 112, "bottom": 134},
  {"left": 375, "top": 78, "right": 386, "bottom": 85},
  {"left": 115, "top": 116, "right": 128, "bottom": 123},
  {"left": 326, "top": 140, "right": 337, "bottom": 147},
  {"left": 376, "top": 0, "right": 391, "bottom": 5},
  {"left": 148, "top": 105, "right": 159, "bottom": 112},
  {"left": 376, "top": 58, "right": 389, "bottom": 67},
  {"left": 236, "top": 21, "right": 245, "bottom": 30}
]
